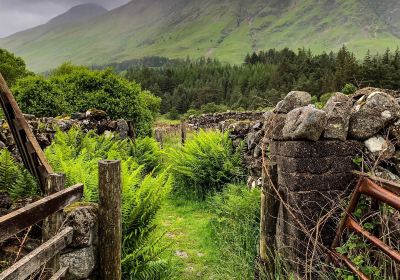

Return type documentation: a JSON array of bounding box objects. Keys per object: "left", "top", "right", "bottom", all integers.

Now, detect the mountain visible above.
[
  {"left": 46, "top": 3, "right": 108, "bottom": 27},
  {"left": 1, "top": 0, "right": 400, "bottom": 72}
]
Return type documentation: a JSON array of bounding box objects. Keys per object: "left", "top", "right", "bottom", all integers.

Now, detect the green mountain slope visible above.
[{"left": 1, "top": 0, "right": 400, "bottom": 72}]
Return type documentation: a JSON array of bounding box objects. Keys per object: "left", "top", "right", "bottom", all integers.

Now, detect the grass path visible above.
[{"left": 156, "top": 198, "right": 224, "bottom": 280}]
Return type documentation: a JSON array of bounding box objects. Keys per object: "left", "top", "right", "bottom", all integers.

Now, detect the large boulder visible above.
[
  {"left": 60, "top": 246, "right": 96, "bottom": 279},
  {"left": 348, "top": 91, "right": 400, "bottom": 140},
  {"left": 323, "top": 92, "right": 352, "bottom": 141},
  {"left": 282, "top": 105, "right": 327, "bottom": 141},
  {"left": 275, "top": 91, "right": 312, "bottom": 113}
]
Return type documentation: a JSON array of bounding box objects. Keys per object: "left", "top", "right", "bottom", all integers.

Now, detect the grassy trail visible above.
[{"left": 157, "top": 198, "right": 224, "bottom": 280}]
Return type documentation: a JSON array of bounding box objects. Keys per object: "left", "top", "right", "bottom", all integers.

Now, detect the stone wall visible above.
[
  {"left": 0, "top": 109, "right": 133, "bottom": 158},
  {"left": 187, "top": 111, "right": 265, "bottom": 130},
  {"left": 0, "top": 198, "right": 99, "bottom": 279},
  {"left": 256, "top": 87, "right": 399, "bottom": 276}
]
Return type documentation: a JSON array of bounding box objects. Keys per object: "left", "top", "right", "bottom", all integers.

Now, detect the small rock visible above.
[
  {"left": 349, "top": 91, "right": 400, "bottom": 140},
  {"left": 60, "top": 246, "right": 96, "bottom": 279},
  {"left": 85, "top": 109, "right": 107, "bottom": 120},
  {"left": 389, "top": 119, "right": 400, "bottom": 144},
  {"left": 175, "top": 250, "right": 189, "bottom": 258},
  {"left": 116, "top": 119, "right": 129, "bottom": 139},
  {"left": 71, "top": 112, "right": 86, "bottom": 120},
  {"left": 323, "top": 92, "right": 352, "bottom": 141},
  {"left": 275, "top": 91, "right": 312, "bottom": 113},
  {"left": 0, "top": 141, "right": 6, "bottom": 149},
  {"left": 364, "top": 136, "right": 391, "bottom": 153},
  {"left": 282, "top": 105, "right": 327, "bottom": 141}
]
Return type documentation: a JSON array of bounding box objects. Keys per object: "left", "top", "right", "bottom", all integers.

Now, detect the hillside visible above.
[{"left": 1, "top": 0, "right": 400, "bottom": 72}]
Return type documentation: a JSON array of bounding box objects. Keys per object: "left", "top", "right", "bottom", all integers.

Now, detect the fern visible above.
[
  {"left": 0, "top": 149, "right": 40, "bottom": 199},
  {"left": 166, "top": 130, "right": 244, "bottom": 199},
  {"left": 45, "top": 128, "right": 169, "bottom": 279}
]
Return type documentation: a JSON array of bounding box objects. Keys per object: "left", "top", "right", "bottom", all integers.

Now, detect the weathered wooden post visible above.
[
  {"left": 259, "top": 162, "right": 279, "bottom": 275},
  {"left": 98, "top": 160, "right": 122, "bottom": 280},
  {"left": 181, "top": 121, "right": 187, "bottom": 146},
  {"left": 127, "top": 120, "right": 136, "bottom": 142},
  {"left": 155, "top": 129, "right": 164, "bottom": 149},
  {"left": 42, "top": 173, "right": 66, "bottom": 274}
]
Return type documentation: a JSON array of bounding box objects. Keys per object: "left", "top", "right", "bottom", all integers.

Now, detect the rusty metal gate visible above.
[{"left": 330, "top": 171, "right": 400, "bottom": 280}]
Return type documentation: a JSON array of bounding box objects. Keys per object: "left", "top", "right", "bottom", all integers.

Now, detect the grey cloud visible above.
[{"left": 0, "top": 0, "right": 130, "bottom": 37}]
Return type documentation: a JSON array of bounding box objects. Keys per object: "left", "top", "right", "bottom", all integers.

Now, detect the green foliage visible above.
[
  {"left": 200, "top": 102, "right": 229, "bottom": 114},
  {"left": 0, "top": 149, "right": 40, "bottom": 199},
  {"left": 208, "top": 184, "right": 260, "bottom": 279},
  {"left": 45, "top": 129, "right": 170, "bottom": 279},
  {"left": 127, "top": 47, "right": 400, "bottom": 116},
  {"left": 0, "top": 48, "right": 30, "bottom": 86},
  {"left": 342, "top": 83, "right": 358, "bottom": 95},
  {"left": 166, "top": 130, "right": 244, "bottom": 199},
  {"left": 13, "top": 63, "right": 160, "bottom": 136}
]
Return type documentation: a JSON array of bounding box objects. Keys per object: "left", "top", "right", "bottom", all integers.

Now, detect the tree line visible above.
[{"left": 125, "top": 46, "right": 400, "bottom": 115}]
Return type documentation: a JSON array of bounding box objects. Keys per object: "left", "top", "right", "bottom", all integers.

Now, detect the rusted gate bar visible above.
[
  {"left": 330, "top": 173, "right": 400, "bottom": 280},
  {"left": 0, "top": 73, "right": 53, "bottom": 190}
]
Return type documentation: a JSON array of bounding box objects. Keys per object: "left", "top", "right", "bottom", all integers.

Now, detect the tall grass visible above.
[{"left": 209, "top": 184, "right": 260, "bottom": 279}]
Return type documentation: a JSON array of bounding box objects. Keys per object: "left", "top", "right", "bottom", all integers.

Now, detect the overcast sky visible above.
[{"left": 0, "top": 0, "right": 130, "bottom": 38}]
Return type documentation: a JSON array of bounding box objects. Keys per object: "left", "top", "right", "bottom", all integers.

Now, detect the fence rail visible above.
[
  {"left": 0, "top": 182, "right": 84, "bottom": 280},
  {"left": 330, "top": 172, "right": 400, "bottom": 280}
]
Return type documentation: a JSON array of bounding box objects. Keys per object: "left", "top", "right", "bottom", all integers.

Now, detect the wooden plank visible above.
[
  {"left": 0, "top": 227, "right": 73, "bottom": 280},
  {"left": 0, "top": 73, "right": 53, "bottom": 190},
  {"left": 42, "top": 174, "right": 66, "bottom": 274},
  {"left": 98, "top": 160, "right": 122, "bottom": 280},
  {"left": 0, "top": 184, "right": 83, "bottom": 242},
  {"left": 48, "top": 267, "right": 68, "bottom": 280}
]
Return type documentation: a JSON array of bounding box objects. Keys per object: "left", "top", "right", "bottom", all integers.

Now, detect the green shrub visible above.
[
  {"left": 0, "top": 48, "right": 30, "bottom": 86},
  {"left": 166, "top": 130, "right": 244, "bottom": 199},
  {"left": 341, "top": 83, "right": 357, "bottom": 95},
  {"left": 209, "top": 184, "right": 260, "bottom": 279},
  {"left": 12, "top": 63, "right": 160, "bottom": 136},
  {"left": 0, "top": 149, "right": 40, "bottom": 199},
  {"left": 45, "top": 129, "right": 170, "bottom": 279}
]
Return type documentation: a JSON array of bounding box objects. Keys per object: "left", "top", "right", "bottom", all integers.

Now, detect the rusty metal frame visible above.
[
  {"left": 330, "top": 172, "right": 400, "bottom": 279},
  {"left": 0, "top": 73, "right": 53, "bottom": 190}
]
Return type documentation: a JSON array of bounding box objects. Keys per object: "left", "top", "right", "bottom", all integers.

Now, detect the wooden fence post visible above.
[
  {"left": 259, "top": 162, "right": 279, "bottom": 274},
  {"left": 98, "top": 160, "right": 122, "bottom": 280},
  {"left": 42, "top": 173, "right": 66, "bottom": 274},
  {"left": 181, "top": 121, "right": 187, "bottom": 146}
]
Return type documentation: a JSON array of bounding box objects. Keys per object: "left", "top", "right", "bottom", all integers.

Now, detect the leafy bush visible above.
[
  {"left": 209, "top": 184, "right": 260, "bottom": 279},
  {"left": 0, "top": 48, "right": 30, "bottom": 86},
  {"left": 166, "top": 130, "right": 244, "bottom": 199},
  {"left": 45, "top": 129, "right": 170, "bottom": 279},
  {"left": 12, "top": 63, "right": 160, "bottom": 136},
  {"left": 0, "top": 149, "right": 40, "bottom": 199}
]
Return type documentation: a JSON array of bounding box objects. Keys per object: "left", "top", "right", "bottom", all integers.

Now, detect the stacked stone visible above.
[
  {"left": 0, "top": 109, "right": 131, "bottom": 153},
  {"left": 60, "top": 203, "right": 99, "bottom": 279},
  {"left": 262, "top": 88, "right": 400, "bottom": 275},
  {"left": 187, "top": 111, "right": 265, "bottom": 130}
]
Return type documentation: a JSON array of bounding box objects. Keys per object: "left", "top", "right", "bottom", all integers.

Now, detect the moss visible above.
[{"left": 64, "top": 201, "right": 98, "bottom": 214}]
